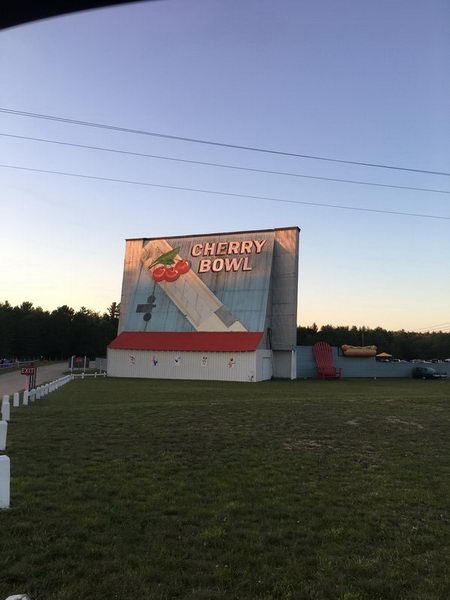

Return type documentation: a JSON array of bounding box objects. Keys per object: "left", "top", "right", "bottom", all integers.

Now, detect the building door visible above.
[{"left": 262, "top": 357, "right": 272, "bottom": 380}]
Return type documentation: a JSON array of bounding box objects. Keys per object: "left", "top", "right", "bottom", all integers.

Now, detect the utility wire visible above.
[
  {"left": 1, "top": 162, "right": 450, "bottom": 221},
  {"left": 416, "top": 321, "right": 450, "bottom": 331},
  {"left": 1, "top": 107, "right": 449, "bottom": 177},
  {"left": 2, "top": 132, "right": 450, "bottom": 196}
]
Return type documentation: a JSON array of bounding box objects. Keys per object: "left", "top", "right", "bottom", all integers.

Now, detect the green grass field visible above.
[{"left": 1, "top": 378, "right": 449, "bottom": 600}]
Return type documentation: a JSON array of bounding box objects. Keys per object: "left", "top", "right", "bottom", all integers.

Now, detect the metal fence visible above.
[{"left": 0, "top": 360, "right": 36, "bottom": 371}]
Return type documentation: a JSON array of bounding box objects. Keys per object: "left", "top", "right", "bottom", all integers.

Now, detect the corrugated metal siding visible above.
[
  {"left": 120, "top": 231, "right": 277, "bottom": 334},
  {"left": 272, "top": 350, "right": 293, "bottom": 378},
  {"left": 197, "top": 231, "right": 273, "bottom": 333},
  {"left": 271, "top": 229, "right": 299, "bottom": 349},
  {"left": 118, "top": 239, "right": 144, "bottom": 334},
  {"left": 107, "top": 348, "right": 266, "bottom": 382}
]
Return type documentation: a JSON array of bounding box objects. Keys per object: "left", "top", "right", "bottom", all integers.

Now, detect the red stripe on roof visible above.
[{"left": 108, "top": 331, "right": 264, "bottom": 352}]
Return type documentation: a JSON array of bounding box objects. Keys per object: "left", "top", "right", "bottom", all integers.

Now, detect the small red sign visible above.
[{"left": 21, "top": 367, "right": 36, "bottom": 375}]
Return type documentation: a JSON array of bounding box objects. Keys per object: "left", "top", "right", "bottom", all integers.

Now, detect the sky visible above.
[{"left": 1, "top": 0, "right": 449, "bottom": 331}]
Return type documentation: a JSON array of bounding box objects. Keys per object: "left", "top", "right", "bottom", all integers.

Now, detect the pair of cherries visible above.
[{"left": 152, "top": 259, "right": 191, "bottom": 282}]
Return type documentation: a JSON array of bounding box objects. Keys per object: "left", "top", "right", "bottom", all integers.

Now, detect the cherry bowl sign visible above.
[
  {"left": 109, "top": 227, "right": 299, "bottom": 382},
  {"left": 120, "top": 228, "right": 298, "bottom": 336},
  {"left": 191, "top": 239, "right": 267, "bottom": 273}
]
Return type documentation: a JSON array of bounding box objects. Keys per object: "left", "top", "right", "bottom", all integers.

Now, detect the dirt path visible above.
[{"left": 0, "top": 362, "right": 67, "bottom": 397}]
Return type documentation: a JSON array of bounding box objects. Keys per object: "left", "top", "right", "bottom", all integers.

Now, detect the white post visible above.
[
  {"left": 1, "top": 401, "right": 10, "bottom": 422},
  {"left": 290, "top": 348, "right": 297, "bottom": 380},
  {"left": 83, "top": 355, "right": 87, "bottom": 373},
  {"left": 82, "top": 372, "right": 85, "bottom": 380},
  {"left": 0, "top": 456, "right": 10, "bottom": 509},
  {"left": 13, "top": 392, "right": 20, "bottom": 407},
  {"left": 2, "top": 395, "right": 9, "bottom": 408},
  {"left": 23, "top": 390, "right": 29, "bottom": 406},
  {"left": 0, "top": 421, "right": 7, "bottom": 451}
]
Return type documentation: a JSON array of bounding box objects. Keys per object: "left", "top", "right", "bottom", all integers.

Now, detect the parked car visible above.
[{"left": 412, "top": 366, "right": 447, "bottom": 380}]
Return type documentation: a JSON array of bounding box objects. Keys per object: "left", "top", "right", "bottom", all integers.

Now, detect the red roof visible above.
[{"left": 108, "top": 331, "right": 264, "bottom": 352}]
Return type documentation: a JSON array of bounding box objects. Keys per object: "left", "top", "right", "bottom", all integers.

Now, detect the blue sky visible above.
[{"left": 1, "top": 0, "right": 449, "bottom": 330}]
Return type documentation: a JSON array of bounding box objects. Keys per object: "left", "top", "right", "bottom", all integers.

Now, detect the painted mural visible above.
[
  {"left": 118, "top": 228, "right": 299, "bottom": 348},
  {"left": 121, "top": 231, "right": 276, "bottom": 333}
]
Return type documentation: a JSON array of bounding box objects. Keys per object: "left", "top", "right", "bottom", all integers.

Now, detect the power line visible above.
[
  {"left": 416, "top": 322, "right": 450, "bottom": 330},
  {"left": 1, "top": 107, "right": 449, "bottom": 177},
  {"left": 416, "top": 321, "right": 450, "bottom": 331},
  {"left": 2, "top": 132, "right": 450, "bottom": 196},
  {"left": 1, "top": 162, "right": 450, "bottom": 221}
]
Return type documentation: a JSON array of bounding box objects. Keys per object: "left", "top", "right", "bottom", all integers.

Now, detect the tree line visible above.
[
  {"left": 297, "top": 324, "right": 450, "bottom": 360},
  {"left": 0, "top": 301, "right": 120, "bottom": 360},
  {"left": 1, "top": 301, "right": 449, "bottom": 361}
]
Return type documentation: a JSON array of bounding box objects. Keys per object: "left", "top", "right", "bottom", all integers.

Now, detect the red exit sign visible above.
[{"left": 21, "top": 367, "right": 36, "bottom": 375}]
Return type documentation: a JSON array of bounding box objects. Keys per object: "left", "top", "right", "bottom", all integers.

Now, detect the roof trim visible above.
[
  {"left": 108, "top": 331, "right": 264, "bottom": 352},
  {"left": 125, "top": 226, "right": 300, "bottom": 242}
]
